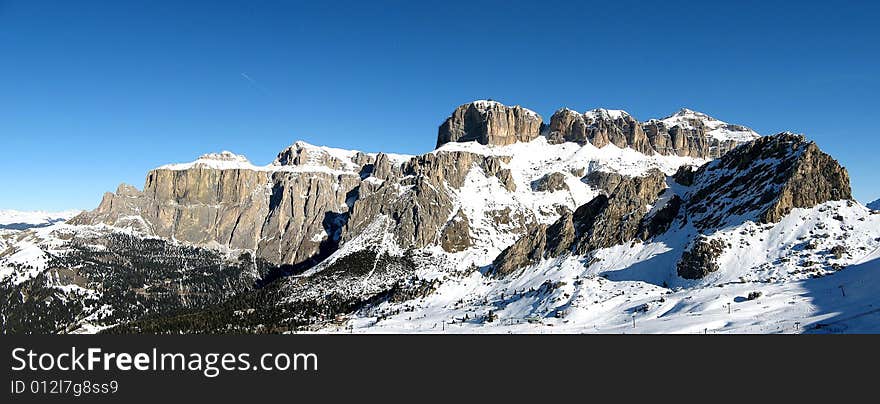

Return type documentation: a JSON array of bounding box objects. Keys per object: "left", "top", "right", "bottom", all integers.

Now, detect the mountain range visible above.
[{"left": 2, "top": 100, "right": 878, "bottom": 334}]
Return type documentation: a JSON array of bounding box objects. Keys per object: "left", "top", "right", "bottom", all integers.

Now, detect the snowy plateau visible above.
[{"left": 2, "top": 101, "right": 879, "bottom": 334}]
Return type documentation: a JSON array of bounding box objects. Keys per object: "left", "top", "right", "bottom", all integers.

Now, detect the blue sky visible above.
[{"left": 1, "top": 0, "right": 879, "bottom": 211}]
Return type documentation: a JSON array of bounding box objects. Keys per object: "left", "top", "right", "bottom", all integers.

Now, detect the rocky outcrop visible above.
[
  {"left": 492, "top": 222, "right": 550, "bottom": 276},
  {"left": 493, "top": 170, "right": 668, "bottom": 276},
  {"left": 274, "top": 141, "right": 372, "bottom": 170},
  {"left": 639, "top": 195, "right": 682, "bottom": 239},
  {"left": 643, "top": 109, "right": 759, "bottom": 159},
  {"left": 676, "top": 236, "right": 726, "bottom": 279},
  {"left": 571, "top": 170, "right": 668, "bottom": 253},
  {"left": 436, "top": 100, "right": 543, "bottom": 147},
  {"left": 672, "top": 165, "right": 698, "bottom": 186},
  {"left": 547, "top": 109, "right": 654, "bottom": 154},
  {"left": 684, "top": 133, "right": 852, "bottom": 229},
  {"left": 548, "top": 107, "right": 759, "bottom": 159},
  {"left": 584, "top": 171, "right": 627, "bottom": 195},
  {"left": 343, "top": 150, "right": 515, "bottom": 250},
  {"left": 532, "top": 172, "right": 569, "bottom": 192},
  {"left": 440, "top": 210, "right": 472, "bottom": 253},
  {"left": 343, "top": 176, "right": 454, "bottom": 250},
  {"left": 759, "top": 140, "right": 852, "bottom": 223}
]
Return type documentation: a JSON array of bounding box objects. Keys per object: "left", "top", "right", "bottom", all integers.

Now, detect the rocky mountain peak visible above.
[
  {"left": 685, "top": 133, "right": 851, "bottom": 228},
  {"left": 199, "top": 151, "right": 250, "bottom": 162},
  {"left": 436, "top": 100, "right": 543, "bottom": 148},
  {"left": 157, "top": 151, "right": 255, "bottom": 171},
  {"left": 115, "top": 183, "right": 142, "bottom": 196},
  {"left": 654, "top": 108, "right": 760, "bottom": 142},
  {"left": 273, "top": 141, "right": 369, "bottom": 171},
  {"left": 583, "top": 108, "right": 631, "bottom": 121},
  {"left": 670, "top": 107, "right": 700, "bottom": 117},
  {"left": 869, "top": 199, "right": 880, "bottom": 210}
]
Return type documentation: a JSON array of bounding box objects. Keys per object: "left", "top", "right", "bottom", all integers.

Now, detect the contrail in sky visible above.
[
  {"left": 241, "top": 72, "right": 256, "bottom": 84},
  {"left": 241, "top": 72, "right": 270, "bottom": 95}
]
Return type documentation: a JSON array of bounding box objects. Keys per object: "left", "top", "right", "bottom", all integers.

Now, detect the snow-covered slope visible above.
[
  {"left": 331, "top": 201, "right": 880, "bottom": 333},
  {"left": 307, "top": 134, "right": 878, "bottom": 334},
  {"left": 0, "top": 222, "right": 79, "bottom": 284}
]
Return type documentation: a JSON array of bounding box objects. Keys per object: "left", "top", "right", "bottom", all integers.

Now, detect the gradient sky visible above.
[{"left": 2, "top": 0, "right": 879, "bottom": 211}]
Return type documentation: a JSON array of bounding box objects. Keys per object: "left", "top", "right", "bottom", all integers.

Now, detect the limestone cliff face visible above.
[
  {"left": 73, "top": 142, "right": 525, "bottom": 264},
  {"left": 547, "top": 108, "right": 654, "bottom": 154},
  {"left": 436, "top": 100, "right": 543, "bottom": 147},
  {"left": 548, "top": 107, "right": 759, "bottom": 159},
  {"left": 72, "top": 148, "right": 380, "bottom": 268},
  {"left": 435, "top": 101, "right": 758, "bottom": 160}
]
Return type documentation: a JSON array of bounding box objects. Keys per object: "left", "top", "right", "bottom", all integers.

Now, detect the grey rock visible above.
[
  {"left": 493, "top": 133, "right": 852, "bottom": 277},
  {"left": 548, "top": 109, "right": 653, "bottom": 154},
  {"left": 532, "top": 172, "right": 569, "bottom": 192},
  {"left": 672, "top": 165, "right": 698, "bottom": 186},
  {"left": 685, "top": 133, "right": 852, "bottom": 228},
  {"left": 343, "top": 150, "right": 515, "bottom": 251},
  {"left": 643, "top": 109, "right": 757, "bottom": 158},
  {"left": 676, "top": 236, "right": 726, "bottom": 279},
  {"left": 437, "top": 100, "right": 543, "bottom": 147},
  {"left": 440, "top": 210, "right": 472, "bottom": 253},
  {"left": 549, "top": 107, "right": 759, "bottom": 159},
  {"left": 584, "top": 171, "right": 626, "bottom": 195},
  {"left": 72, "top": 147, "right": 380, "bottom": 268},
  {"left": 493, "top": 170, "right": 668, "bottom": 276}
]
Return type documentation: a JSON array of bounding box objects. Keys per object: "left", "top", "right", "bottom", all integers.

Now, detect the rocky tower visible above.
[
  {"left": 547, "top": 108, "right": 655, "bottom": 154},
  {"left": 436, "top": 100, "right": 544, "bottom": 147}
]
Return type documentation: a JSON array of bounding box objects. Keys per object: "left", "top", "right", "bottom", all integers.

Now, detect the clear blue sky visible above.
[{"left": 2, "top": 0, "right": 879, "bottom": 211}]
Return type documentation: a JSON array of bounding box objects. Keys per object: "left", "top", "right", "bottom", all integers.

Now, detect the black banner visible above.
[{"left": 1, "top": 335, "right": 874, "bottom": 402}]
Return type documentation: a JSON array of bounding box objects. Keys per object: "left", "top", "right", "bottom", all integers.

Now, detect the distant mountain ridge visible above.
[{"left": 0, "top": 210, "right": 81, "bottom": 230}]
